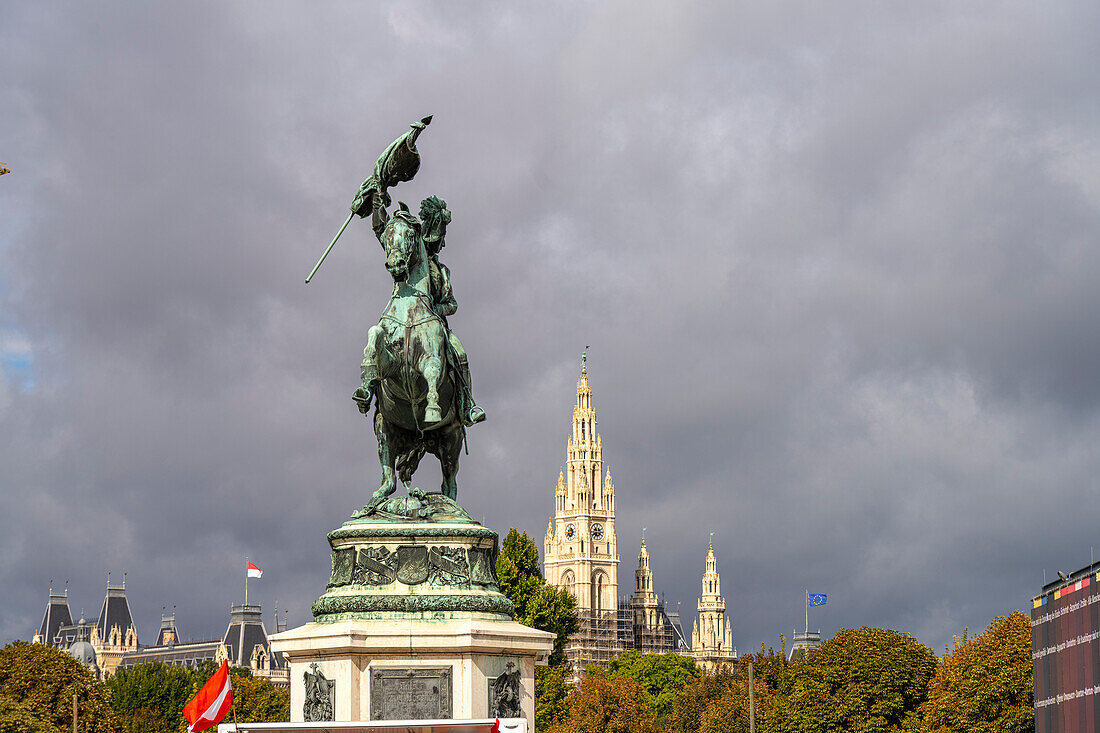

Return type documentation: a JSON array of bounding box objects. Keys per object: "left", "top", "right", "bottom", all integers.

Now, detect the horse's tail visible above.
[{"left": 396, "top": 445, "right": 426, "bottom": 483}]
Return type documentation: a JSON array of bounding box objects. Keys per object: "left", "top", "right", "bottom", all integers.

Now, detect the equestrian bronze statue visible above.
[{"left": 309, "top": 116, "right": 485, "bottom": 518}]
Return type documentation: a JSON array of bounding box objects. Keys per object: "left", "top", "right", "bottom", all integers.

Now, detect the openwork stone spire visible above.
[{"left": 691, "top": 540, "right": 736, "bottom": 671}]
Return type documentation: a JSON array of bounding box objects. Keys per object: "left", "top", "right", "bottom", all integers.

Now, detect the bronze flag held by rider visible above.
[{"left": 306, "top": 116, "right": 485, "bottom": 519}]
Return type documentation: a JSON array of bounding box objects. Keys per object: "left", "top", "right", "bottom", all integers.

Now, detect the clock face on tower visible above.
[
  {"left": 591, "top": 523, "right": 604, "bottom": 541},
  {"left": 565, "top": 524, "right": 576, "bottom": 540}
]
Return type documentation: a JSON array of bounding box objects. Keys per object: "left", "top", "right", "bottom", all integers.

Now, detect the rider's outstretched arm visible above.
[{"left": 351, "top": 175, "right": 391, "bottom": 247}]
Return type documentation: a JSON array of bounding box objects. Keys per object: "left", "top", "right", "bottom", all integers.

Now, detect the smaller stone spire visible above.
[
  {"left": 633, "top": 533, "right": 657, "bottom": 604},
  {"left": 691, "top": 539, "right": 736, "bottom": 671}
]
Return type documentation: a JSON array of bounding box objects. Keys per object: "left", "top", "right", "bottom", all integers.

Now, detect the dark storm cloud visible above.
[{"left": 2, "top": 1, "right": 1099, "bottom": 655}]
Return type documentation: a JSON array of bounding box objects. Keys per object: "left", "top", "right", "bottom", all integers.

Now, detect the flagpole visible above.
[
  {"left": 245, "top": 556, "right": 248, "bottom": 607},
  {"left": 805, "top": 589, "right": 809, "bottom": 634}
]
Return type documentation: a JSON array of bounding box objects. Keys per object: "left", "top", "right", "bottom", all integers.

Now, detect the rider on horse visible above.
[{"left": 354, "top": 174, "right": 486, "bottom": 427}]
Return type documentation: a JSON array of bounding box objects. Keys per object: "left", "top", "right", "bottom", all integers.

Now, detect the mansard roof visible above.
[
  {"left": 154, "top": 615, "right": 179, "bottom": 647},
  {"left": 95, "top": 585, "right": 137, "bottom": 644},
  {"left": 37, "top": 592, "right": 73, "bottom": 647},
  {"left": 222, "top": 603, "right": 284, "bottom": 669}
]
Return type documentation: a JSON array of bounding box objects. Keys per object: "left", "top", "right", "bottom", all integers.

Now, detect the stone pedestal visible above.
[
  {"left": 272, "top": 617, "right": 552, "bottom": 724},
  {"left": 271, "top": 494, "right": 554, "bottom": 730}
]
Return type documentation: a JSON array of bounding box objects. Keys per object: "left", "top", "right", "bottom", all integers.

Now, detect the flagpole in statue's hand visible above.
[
  {"left": 305, "top": 115, "right": 432, "bottom": 284},
  {"left": 306, "top": 211, "right": 355, "bottom": 284}
]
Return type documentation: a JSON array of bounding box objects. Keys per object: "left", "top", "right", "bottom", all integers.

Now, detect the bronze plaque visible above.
[{"left": 370, "top": 666, "right": 452, "bottom": 720}]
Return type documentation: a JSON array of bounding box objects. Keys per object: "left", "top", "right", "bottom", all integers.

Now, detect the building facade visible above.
[
  {"left": 33, "top": 578, "right": 287, "bottom": 685},
  {"left": 34, "top": 576, "right": 138, "bottom": 677},
  {"left": 544, "top": 357, "right": 688, "bottom": 679},
  {"left": 690, "top": 541, "right": 736, "bottom": 671},
  {"left": 1032, "top": 560, "right": 1100, "bottom": 733}
]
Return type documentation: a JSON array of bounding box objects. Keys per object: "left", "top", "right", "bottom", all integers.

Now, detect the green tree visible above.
[
  {"left": 118, "top": 707, "right": 172, "bottom": 733},
  {"left": 744, "top": 639, "right": 791, "bottom": 698},
  {"left": 528, "top": 585, "right": 579, "bottom": 667},
  {"left": 698, "top": 675, "right": 776, "bottom": 733},
  {"left": 0, "top": 641, "right": 115, "bottom": 733},
  {"left": 547, "top": 674, "right": 658, "bottom": 733},
  {"left": 497, "top": 528, "right": 580, "bottom": 666},
  {"left": 498, "top": 528, "right": 545, "bottom": 619},
  {"left": 0, "top": 693, "right": 63, "bottom": 733},
  {"left": 105, "top": 661, "right": 194, "bottom": 730},
  {"left": 535, "top": 664, "right": 569, "bottom": 731},
  {"left": 668, "top": 666, "right": 738, "bottom": 733},
  {"left": 773, "top": 626, "right": 938, "bottom": 733},
  {"left": 230, "top": 674, "right": 290, "bottom": 723},
  {"left": 920, "top": 611, "right": 1033, "bottom": 733},
  {"left": 590, "top": 649, "right": 700, "bottom": 723},
  {"left": 668, "top": 657, "right": 779, "bottom": 733}
]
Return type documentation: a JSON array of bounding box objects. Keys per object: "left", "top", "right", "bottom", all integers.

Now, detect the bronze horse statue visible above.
[
  {"left": 308, "top": 117, "right": 482, "bottom": 519},
  {"left": 351, "top": 202, "right": 467, "bottom": 518}
]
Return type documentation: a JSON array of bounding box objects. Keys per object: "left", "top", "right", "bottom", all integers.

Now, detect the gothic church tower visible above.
[
  {"left": 544, "top": 353, "right": 621, "bottom": 676},
  {"left": 691, "top": 539, "right": 736, "bottom": 672},
  {"left": 630, "top": 532, "right": 663, "bottom": 650}
]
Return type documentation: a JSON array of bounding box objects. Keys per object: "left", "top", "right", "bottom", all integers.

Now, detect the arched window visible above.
[
  {"left": 591, "top": 571, "right": 606, "bottom": 612},
  {"left": 561, "top": 570, "right": 575, "bottom": 598}
]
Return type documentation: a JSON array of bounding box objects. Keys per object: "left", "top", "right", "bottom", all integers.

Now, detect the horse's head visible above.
[{"left": 383, "top": 208, "right": 422, "bottom": 281}]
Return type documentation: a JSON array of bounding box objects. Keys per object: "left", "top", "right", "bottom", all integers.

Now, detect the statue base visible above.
[{"left": 270, "top": 499, "right": 554, "bottom": 727}]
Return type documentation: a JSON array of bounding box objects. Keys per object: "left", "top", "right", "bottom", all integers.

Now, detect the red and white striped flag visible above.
[
  {"left": 182, "top": 660, "right": 233, "bottom": 732},
  {"left": 247, "top": 561, "right": 263, "bottom": 578}
]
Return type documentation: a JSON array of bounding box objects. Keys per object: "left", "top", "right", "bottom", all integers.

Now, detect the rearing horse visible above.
[{"left": 354, "top": 208, "right": 465, "bottom": 516}]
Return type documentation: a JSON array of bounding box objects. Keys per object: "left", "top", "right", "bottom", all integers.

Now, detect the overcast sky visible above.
[{"left": 3, "top": 2, "right": 1099, "bottom": 657}]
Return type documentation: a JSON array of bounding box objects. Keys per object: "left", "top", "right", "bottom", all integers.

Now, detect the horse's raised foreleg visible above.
[
  {"left": 361, "top": 325, "right": 385, "bottom": 387},
  {"left": 422, "top": 354, "right": 444, "bottom": 424},
  {"left": 416, "top": 321, "right": 448, "bottom": 425}
]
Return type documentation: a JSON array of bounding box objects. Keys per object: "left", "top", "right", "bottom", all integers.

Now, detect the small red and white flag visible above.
[
  {"left": 182, "top": 660, "right": 233, "bottom": 733},
  {"left": 247, "top": 561, "right": 263, "bottom": 579}
]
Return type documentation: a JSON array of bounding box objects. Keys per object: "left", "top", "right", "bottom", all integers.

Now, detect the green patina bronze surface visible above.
[
  {"left": 341, "top": 490, "right": 476, "bottom": 525},
  {"left": 314, "top": 500, "right": 510, "bottom": 621},
  {"left": 312, "top": 594, "right": 515, "bottom": 620},
  {"left": 307, "top": 117, "right": 514, "bottom": 624},
  {"left": 325, "top": 542, "right": 499, "bottom": 590},
  {"left": 328, "top": 524, "right": 498, "bottom": 541},
  {"left": 311, "top": 116, "right": 489, "bottom": 520}
]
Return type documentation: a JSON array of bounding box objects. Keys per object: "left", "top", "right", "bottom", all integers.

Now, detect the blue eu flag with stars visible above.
[{"left": 808, "top": 593, "right": 827, "bottom": 607}]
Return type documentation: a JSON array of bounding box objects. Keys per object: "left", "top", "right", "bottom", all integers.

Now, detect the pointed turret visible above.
[
  {"left": 95, "top": 573, "right": 137, "bottom": 647},
  {"left": 90, "top": 572, "right": 139, "bottom": 676},
  {"left": 155, "top": 607, "right": 179, "bottom": 647},
  {"left": 634, "top": 534, "right": 655, "bottom": 600},
  {"left": 691, "top": 537, "right": 736, "bottom": 671},
  {"left": 34, "top": 582, "right": 73, "bottom": 647},
  {"left": 224, "top": 602, "right": 272, "bottom": 667}
]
